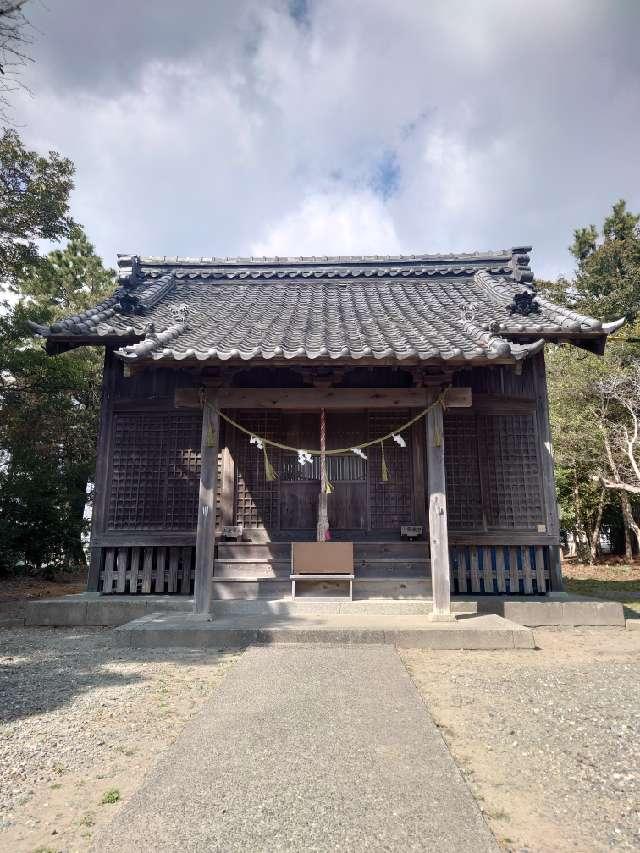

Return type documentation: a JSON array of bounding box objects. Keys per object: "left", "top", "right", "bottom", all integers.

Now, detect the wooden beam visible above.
[
  {"left": 426, "top": 389, "right": 453, "bottom": 620},
  {"left": 176, "top": 386, "right": 472, "bottom": 411},
  {"left": 194, "top": 395, "right": 219, "bottom": 614}
]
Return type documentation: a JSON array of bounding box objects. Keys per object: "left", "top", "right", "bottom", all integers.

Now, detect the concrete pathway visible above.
[{"left": 94, "top": 646, "right": 499, "bottom": 853}]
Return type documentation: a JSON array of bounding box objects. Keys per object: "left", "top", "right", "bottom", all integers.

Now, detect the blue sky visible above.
[{"left": 11, "top": 0, "right": 640, "bottom": 280}]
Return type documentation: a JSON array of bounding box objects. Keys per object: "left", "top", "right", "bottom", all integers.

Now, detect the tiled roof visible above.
[{"left": 30, "top": 248, "right": 623, "bottom": 364}]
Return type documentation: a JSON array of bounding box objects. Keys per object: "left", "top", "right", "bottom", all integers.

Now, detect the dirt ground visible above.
[
  {"left": 0, "top": 627, "right": 239, "bottom": 853},
  {"left": 0, "top": 573, "right": 85, "bottom": 604},
  {"left": 402, "top": 627, "right": 640, "bottom": 853}
]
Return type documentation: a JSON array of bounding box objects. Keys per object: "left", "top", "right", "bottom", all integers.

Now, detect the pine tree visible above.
[{"left": 0, "top": 227, "right": 114, "bottom": 575}]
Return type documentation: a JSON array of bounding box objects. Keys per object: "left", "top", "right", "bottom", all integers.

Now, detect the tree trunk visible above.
[
  {"left": 572, "top": 471, "right": 589, "bottom": 562},
  {"left": 66, "top": 474, "right": 90, "bottom": 568},
  {"left": 588, "top": 489, "right": 606, "bottom": 564},
  {"left": 619, "top": 491, "right": 640, "bottom": 559}
]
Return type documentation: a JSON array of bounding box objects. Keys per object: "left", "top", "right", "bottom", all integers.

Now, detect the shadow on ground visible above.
[{"left": 0, "top": 628, "right": 236, "bottom": 724}]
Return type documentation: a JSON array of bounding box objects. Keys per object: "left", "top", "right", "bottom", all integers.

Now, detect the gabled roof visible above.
[{"left": 30, "top": 248, "right": 623, "bottom": 364}]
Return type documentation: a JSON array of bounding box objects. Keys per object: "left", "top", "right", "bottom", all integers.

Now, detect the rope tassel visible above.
[
  {"left": 263, "top": 445, "right": 277, "bottom": 481},
  {"left": 322, "top": 458, "right": 333, "bottom": 494},
  {"left": 205, "top": 405, "right": 216, "bottom": 447},
  {"left": 380, "top": 440, "right": 389, "bottom": 482}
]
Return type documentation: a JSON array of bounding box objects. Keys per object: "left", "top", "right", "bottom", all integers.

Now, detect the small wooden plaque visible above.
[
  {"left": 291, "top": 542, "right": 354, "bottom": 575},
  {"left": 444, "top": 387, "right": 472, "bottom": 408}
]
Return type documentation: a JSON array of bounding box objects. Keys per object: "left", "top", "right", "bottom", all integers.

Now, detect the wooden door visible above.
[
  {"left": 278, "top": 412, "right": 368, "bottom": 531},
  {"left": 327, "top": 457, "right": 367, "bottom": 530},
  {"left": 326, "top": 412, "right": 367, "bottom": 530},
  {"left": 278, "top": 414, "right": 319, "bottom": 531},
  {"left": 278, "top": 453, "right": 367, "bottom": 530}
]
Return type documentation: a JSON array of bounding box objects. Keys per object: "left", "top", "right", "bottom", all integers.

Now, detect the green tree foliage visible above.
[
  {"left": 544, "top": 199, "right": 640, "bottom": 559},
  {"left": 570, "top": 199, "right": 640, "bottom": 321},
  {"left": 0, "top": 128, "right": 75, "bottom": 287},
  {"left": 1, "top": 216, "right": 114, "bottom": 574}
]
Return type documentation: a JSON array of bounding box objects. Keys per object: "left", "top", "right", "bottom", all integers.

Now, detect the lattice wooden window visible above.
[
  {"left": 444, "top": 412, "right": 484, "bottom": 530},
  {"left": 368, "top": 410, "right": 413, "bottom": 529},
  {"left": 228, "top": 410, "right": 280, "bottom": 528},
  {"left": 279, "top": 454, "right": 366, "bottom": 482},
  {"left": 107, "top": 412, "right": 201, "bottom": 530},
  {"left": 478, "top": 412, "right": 544, "bottom": 529}
]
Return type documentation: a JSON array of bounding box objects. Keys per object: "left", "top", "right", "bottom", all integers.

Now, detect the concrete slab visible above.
[
  {"left": 25, "top": 598, "right": 89, "bottom": 627},
  {"left": 475, "top": 594, "right": 626, "bottom": 627},
  {"left": 114, "top": 610, "right": 533, "bottom": 650},
  {"left": 22, "top": 595, "right": 193, "bottom": 627},
  {"left": 627, "top": 618, "right": 640, "bottom": 631},
  {"left": 93, "top": 645, "right": 499, "bottom": 853}
]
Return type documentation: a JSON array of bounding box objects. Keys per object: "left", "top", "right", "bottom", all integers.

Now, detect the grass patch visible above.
[
  {"left": 564, "top": 571, "right": 640, "bottom": 619},
  {"left": 100, "top": 788, "right": 120, "bottom": 805}
]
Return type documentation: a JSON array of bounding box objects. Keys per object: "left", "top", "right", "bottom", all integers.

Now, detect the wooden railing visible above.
[
  {"left": 98, "top": 545, "right": 195, "bottom": 594},
  {"left": 449, "top": 544, "right": 552, "bottom": 595},
  {"left": 95, "top": 541, "right": 556, "bottom": 596}
]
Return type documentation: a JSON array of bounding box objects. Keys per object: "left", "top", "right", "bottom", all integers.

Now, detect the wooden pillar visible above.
[
  {"left": 87, "top": 348, "right": 119, "bottom": 591},
  {"left": 426, "top": 390, "right": 454, "bottom": 620},
  {"left": 317, "top": 407, "right": 329, "bottom": 542},
  {"left": 194, "top": 395, "right": 219, "bottom": 614},
  {"left": 532, "top": 351, "right": 563, "bottom": 591}
]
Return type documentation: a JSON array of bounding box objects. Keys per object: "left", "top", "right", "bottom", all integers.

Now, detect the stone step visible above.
[
  {"left": 209, "top": 598, "right": 477, "bottom": 616},
  {"left": 114, "top": 612, "right": 535, "bottom": 650}
]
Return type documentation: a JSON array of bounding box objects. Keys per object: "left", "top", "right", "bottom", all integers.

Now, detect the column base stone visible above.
[{"left": 429, "top": 612, "right": 457, "bottom": 623}]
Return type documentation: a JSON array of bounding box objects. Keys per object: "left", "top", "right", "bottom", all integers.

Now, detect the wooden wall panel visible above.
[
  {"left": 444, "top": 406, "right": 544, "bottom": 532},
  {"left": 107, "top": 411, "right": 202, "bottom": 530},
  {"left": 444, "top": 411, "right": 483, "bottom": 530},
  {"left": 478, "top": 412, "right": 544, "bottom": 529}
]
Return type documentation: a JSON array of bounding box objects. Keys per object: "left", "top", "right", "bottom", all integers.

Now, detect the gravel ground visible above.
[
  {"left": 0, "top": 627, "right": 239, "bottom": 853},
  {"left": 402, "top": 627, "right": 640, "bottom": 853}
]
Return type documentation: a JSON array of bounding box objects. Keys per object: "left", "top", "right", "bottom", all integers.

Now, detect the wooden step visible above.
[
  {"left": 217, "top": 543, "right": 291, "bottom": 560},
  {"left": 356, "top": 562, "right": 430, "bottom": 578},
  {"left": 210, "top": 579, "right": 290, "bottom": 600},
  {"left": 213, "top": 558, "right": 430, "bottom": 580},
  {"left": 217, "top": 542, "right": 428, "bottom": 559},
  {"left": 354, "top": 578, "right": 433, "bottom": 599},
  {"left": 214, "top": 560, "right": 290, "bottom": 579},
  {"left": 210, "top": 577, "right": 433, "bottom": 601},
  {"left": 353, "top": 542, "right": 428, "bottom": 558}
]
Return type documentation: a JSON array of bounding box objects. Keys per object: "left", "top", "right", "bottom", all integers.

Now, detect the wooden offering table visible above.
[{"left": 290, "top": 542, "right": 354, "bottom": 600}]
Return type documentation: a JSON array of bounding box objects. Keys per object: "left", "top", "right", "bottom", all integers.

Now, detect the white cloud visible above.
[
  {"left": 251, "top": 192, "right": 402, "bottom": 257},
  {"left": 10, "top": 0, "right": 640, "bottom": 281}
]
